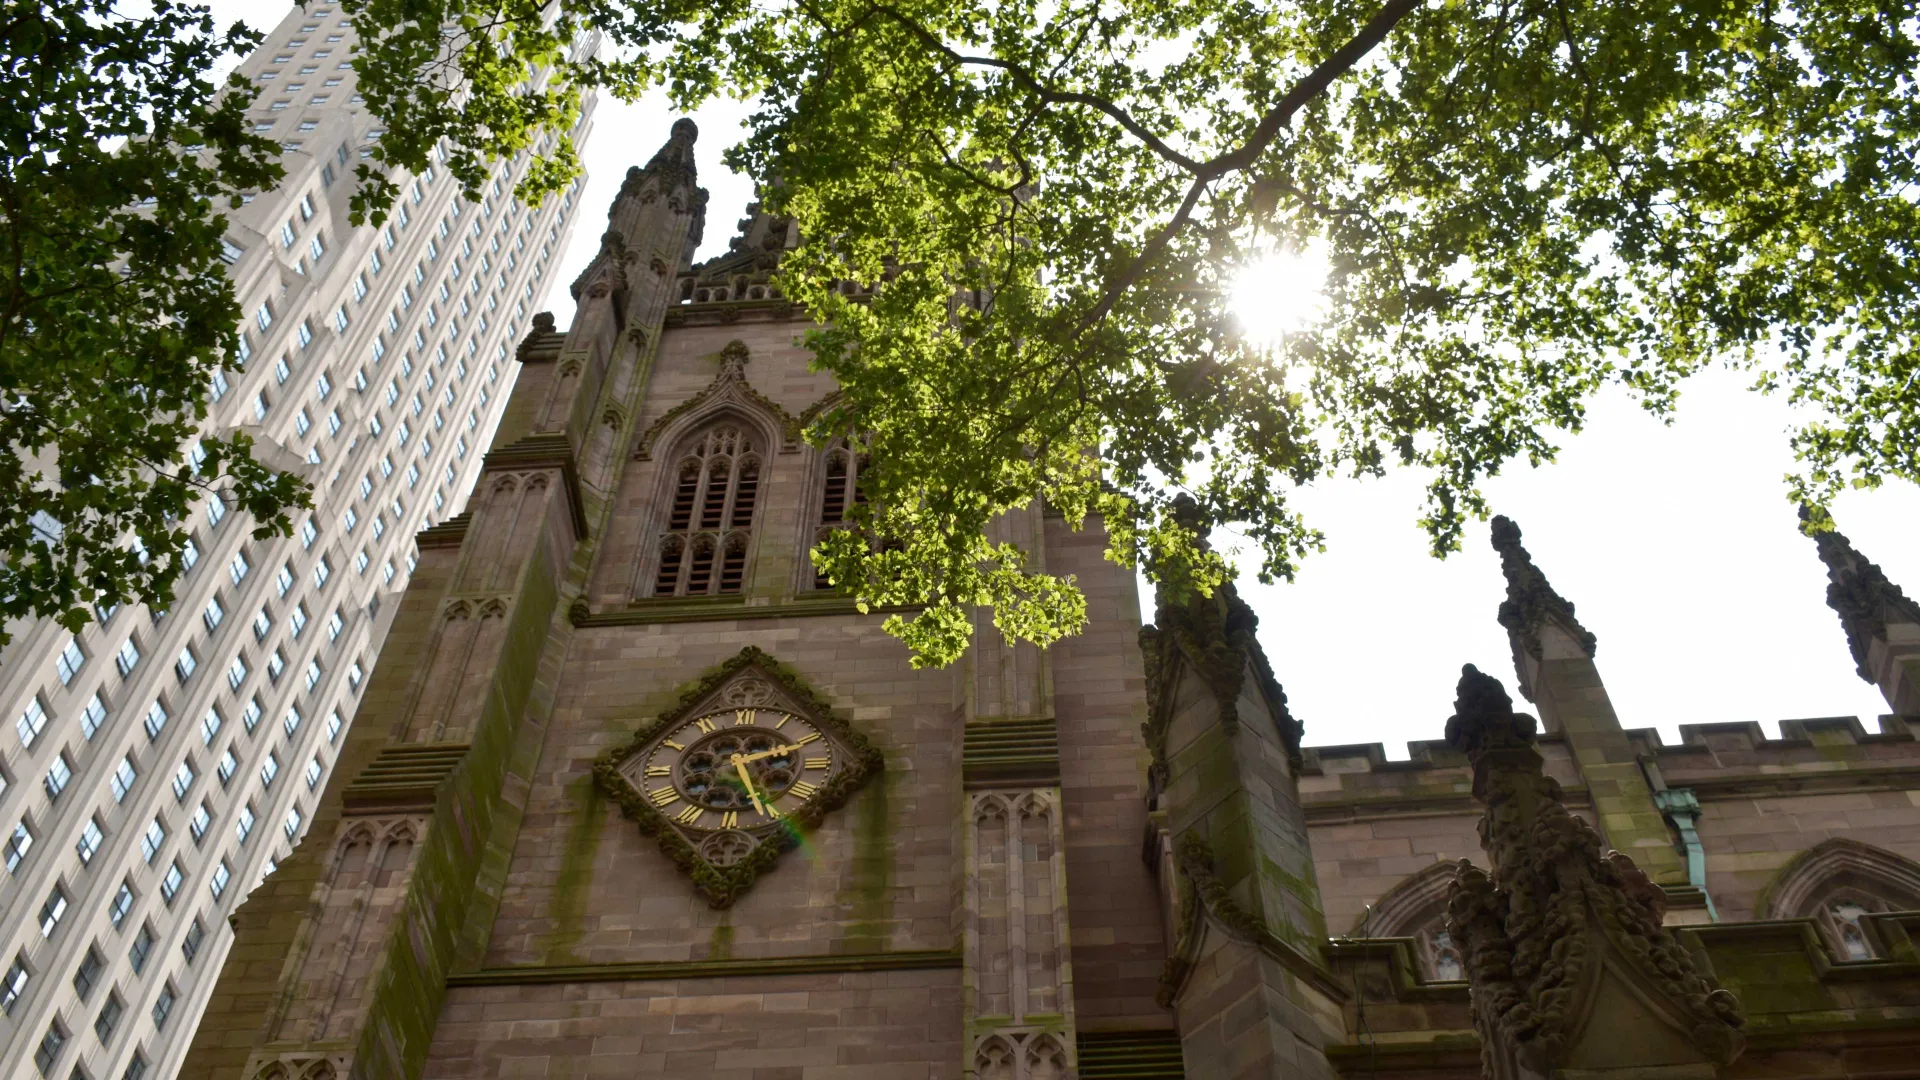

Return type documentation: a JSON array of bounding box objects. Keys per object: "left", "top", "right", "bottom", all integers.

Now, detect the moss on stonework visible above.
[
  {"left": 841, "top": 767, "right": 895, "bottom": 951},
  {"left": 540, "top": 774, "right": 607, "bottom": 964},
  {"left": 710, "top": 918, "right": 734, "bottom": 961}
]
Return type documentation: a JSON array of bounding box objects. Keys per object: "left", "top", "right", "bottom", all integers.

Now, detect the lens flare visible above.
[{"left": 1226, "top": 243, "right": 1331, "bottom": 349}]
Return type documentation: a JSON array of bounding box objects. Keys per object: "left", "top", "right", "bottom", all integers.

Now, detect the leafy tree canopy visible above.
[
  {"left": 352, "top": 0, "right": 1920, "bottom": 666},
  {"left": 0, "top": 0, "right": 310, "bottom": 644}
]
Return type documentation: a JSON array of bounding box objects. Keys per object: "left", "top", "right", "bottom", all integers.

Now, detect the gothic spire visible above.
[
  {"left": 1490, "top": 515, "right": 1597, "bottom": 660},
  {"left": 1805, "top": 508, "right": 1920, "bottom": 683}
]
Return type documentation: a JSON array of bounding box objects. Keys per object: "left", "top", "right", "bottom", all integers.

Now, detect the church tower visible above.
[{"left": 181, "top": 121, "right": 1236, "bottom": 1080}]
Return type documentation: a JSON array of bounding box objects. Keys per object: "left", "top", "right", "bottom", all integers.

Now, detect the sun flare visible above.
[{"left": 1226, "top": 244, "right": 1331, "bottom": 350}]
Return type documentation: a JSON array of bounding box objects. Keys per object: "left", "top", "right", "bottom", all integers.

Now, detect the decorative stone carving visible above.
[
  {"left": 1442, "top": 664, "right": 1745, "bottom": 1080},
  {"left": 1806, "top": 509, "right": 1920, "bottom": 682},
  {"left": 630, "top": 339, "right": 803, "bottom": 459},
  {"left": 965, "top": 788, "right": 1076, "bottom": 1079},
  {"left": 1491, "top": 515, "right": 1597, "bottom": 662},
  {"left": 594, "top": 647, "right": 882, "bottom": 906}
]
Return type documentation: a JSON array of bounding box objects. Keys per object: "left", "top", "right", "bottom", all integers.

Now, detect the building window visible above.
[
  {"left": 174, "top": 645, "right": 197, "bottom": 683},
  {"left": 243, "top": 695, "right": 263, "bottom": 731},
  {"left": 326, "top": 710, "right": 343, "bottom": 744},
  {"left": 305, "top": 755, "right": 324, "bottom": 789},
  {"left": 811, "top": 439, "right": 872, "bottom": 588},
  {"left": 8, "top": 821, "right": 34, "bottom": 871},
  {"left": 115, "top": 638, "right": 140, "bottom": 676},
  {"left": 94, "top": 991, "right": 124, "bottom": 1042},
  {"left": 76, "top": 818, "right": 103, "bottom": 864},
  {"left": 37, "top": 884, "right": 68, "bottom": 936},
  {"left": 80, "top": 693, "right": 107, "bottom": 741},
  {"left": 109, "top": 756, "right": 137, "bottom": 802},
  {"left": 1, "top": 953, "right": 26, "bottom": 1015},
  {"left": 202, "top": 707, "right": 223, "bottom": 744},
  {"left": 143, "top": 700, "right": 168, "bottom": 740},
  {"left": 182, "top": 916, "right": 206, "bottom": 963},
  {"left": 72, "top": 948, "right": 103, "bottom": 1001},
  {"left": 128, "top": 924, "right": 154, "bottom": 973},
  {"left": 275, "top": 562, "right": 295, "bottom": 596},
  {"left": 261, "top": 753, "right": 281, "bottom": 789},
  {"left": 108, "top": 881, "right": 133, "bottom": 928},
  {"left": 283, "top": 805, "right": 303, "bottom": 839},
  {"left": 230, "top": 551, "right": 250, "bottom": 584},
  {"left": 33, "top": 1021, "right": 64, "bottom": 1077},
  {"left": 17, "top": 695, "right": 48, "bottom": 747},
  {"left": 651, "top": 424, "right": 761, "bottom": 597},
  {"left": 152, "top": 981, "right": 176, "bottom": 1030},
  {"left": 139, "top": 818, "right": 166, "bottom": 864},
  {"left": 235, "top": 803, "right": 255, "bottom": 844},
  {"left": 203, "top": 596, "right": 225, "bottom": 630},
  {"left": 44, "top": 754, "right": 71, "bottom": 800},
  {"left": 172, "top": 760, "right": 195, "bottom": 801},
  {"left": 56, "top": 638, "right": 86, "bottom": 684},
  {"left": 190, "top": 802, "right": 211, "bottom": 843},
  {"left": 210, "top": 860, "right": 231, "bottom": 899},
  {"left": 267, "top": 648, "right": 287, "bottom": 683},
  {"left": 228, "top": 655, "right": 249, "bottom": 690},
  {"left": 123, "top": 1052, "right": 148, "bottom": 1080},
  {"left": 284, "top": 705, "right": 303, "bottom": 735},
  {"left": 159, "top": 860, "right": 183, "bottom": 905}
]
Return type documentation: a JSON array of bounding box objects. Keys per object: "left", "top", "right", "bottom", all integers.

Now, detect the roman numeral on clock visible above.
[
  {"left": 662, "top": 740, "right": 684, "bottom": 751},
  {"left": 794, "top": 732, "right": 821, "bottom": 746},
  {"left": 649, "top": 787, "right": 679, "bottom": 808},
  {"left": 720, "top": 811, "right": 739, "bottom": 829},
  {"left": 695, "top": 717, "right": 717, "bottom": 733},
  {"left": 773, "top": 713, "right": 792, "bottom": 729},
  {"left": 673, "top": 804, "right": 702, "bottom": 825},
  {"left": 804, "top": 757, "right": 830, "bottom": 771},
  {"left": 645, "top": 766, "right": 671, "bottom": 777},
  {"left": 734, "top": 709, "right": 756, "bottom": 725},
  {"left": 789, "top": 781, "right": 818, "bottom": 799}
]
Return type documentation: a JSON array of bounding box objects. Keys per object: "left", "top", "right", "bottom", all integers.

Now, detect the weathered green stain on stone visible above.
[
  {"left": 841, "top": 764, "right": 895, "bottom": 951},
  {"left": 541, "top": 773, "right": 607, "bottom": 964}
]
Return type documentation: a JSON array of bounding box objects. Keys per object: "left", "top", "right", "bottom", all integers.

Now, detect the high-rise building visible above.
[{"left": 0, "top": 6, "right": 594, "bottom": 1077}]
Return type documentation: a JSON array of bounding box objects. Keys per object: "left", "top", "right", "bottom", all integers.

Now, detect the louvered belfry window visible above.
[
  {"left": 813, "top": 439, "right": 869, "bottom": 589},
  {"left": 653, "top": 424, "right": 760, "bottom": 596}
]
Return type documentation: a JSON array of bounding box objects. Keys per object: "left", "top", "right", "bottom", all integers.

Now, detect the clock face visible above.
[
  {"left": 598, "top": 656, "right": 881, "bottom": 903},
  {"left": 631, "top": 707, "right": 841, "bottom": 833}
]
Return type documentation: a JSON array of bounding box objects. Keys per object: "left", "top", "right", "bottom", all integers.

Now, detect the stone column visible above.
[
  {"left": 1140, "top": 578, "right": 1345, "bottom": 1080},
  {"left": 1490, "top": 517, "right": 1700, "bottom": 914},
  {"left": 1442, "top": 664, "right": 1746, "bottom": 1080}
]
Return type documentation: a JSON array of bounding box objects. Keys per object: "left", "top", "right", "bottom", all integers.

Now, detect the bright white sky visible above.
[{"left": 208, "top": 3, "right": 1920, "bottom": 754}]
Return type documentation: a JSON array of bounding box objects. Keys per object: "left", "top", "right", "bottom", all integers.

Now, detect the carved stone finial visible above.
[
  {"left": 718, "top": 340, "right": 750, "bottom": 380},
  {"left": 1443, "top": 665, "right": 1746, "bottom": 1080},
  {"left": 532, "top": 311, "right": 555, "bottom": 334},
  {"left": 1804, "top": 506, "right": 1920, "bottom": 682},
  {"left": 1443, "top": 664, "right": 1536, "bottom": 760},
  {"left": 1491, "top": 515, "right": 1597, "bottom": 661}
]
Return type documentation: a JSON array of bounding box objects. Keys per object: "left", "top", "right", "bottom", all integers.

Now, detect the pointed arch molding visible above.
[
  {"left": 592, "top": 646, "right": 883, "bottom": 907},
  {"left": 1758, "top": 837, "right": 1920, "bottom": 919},
  {"left": 632, "top": 340, "right": 801, "bottom": 461},
  {"left": 1354, "top": 858, "right": 1462, "bottom": 937}
]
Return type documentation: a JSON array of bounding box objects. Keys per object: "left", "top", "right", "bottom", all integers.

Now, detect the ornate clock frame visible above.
[{"left": 592, "top": 646, "right": 883, "bottom": 907}]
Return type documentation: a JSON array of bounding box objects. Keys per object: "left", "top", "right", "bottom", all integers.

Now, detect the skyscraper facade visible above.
[{"left": 0, "top": 6, "right": 594, "bottom": 1077}]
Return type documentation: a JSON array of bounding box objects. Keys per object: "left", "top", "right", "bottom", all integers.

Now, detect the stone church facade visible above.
[{"left": 184, "top": 123, "right": 1920, "bottom": 1080}]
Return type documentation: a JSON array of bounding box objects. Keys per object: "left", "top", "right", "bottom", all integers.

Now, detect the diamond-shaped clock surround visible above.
[{"left": 592, "top": 646, "right": 883, "bottom": 907}]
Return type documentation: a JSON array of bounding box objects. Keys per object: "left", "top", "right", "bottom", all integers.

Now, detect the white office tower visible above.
[{"left": 0, "top": 6, "right": 595, "bottom": 1077}]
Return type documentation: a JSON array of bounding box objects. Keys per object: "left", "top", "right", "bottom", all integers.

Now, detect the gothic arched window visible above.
[
  {"left": 652, "top": 423, "right": 760, "bottom": 597},
  {"left": 812, "top": 439, "right": 869, "bottom": 590},
  {"left": 1762, "top": 838, "right": 1920, "bottom": 962}
]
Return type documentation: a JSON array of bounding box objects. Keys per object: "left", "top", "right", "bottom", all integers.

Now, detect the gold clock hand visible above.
[
  {"left": 736, "top": 745, "right": 795, "bottom": 765},
  {"left": 731, "top": 755, "right": 766, "bottom": 815}
]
